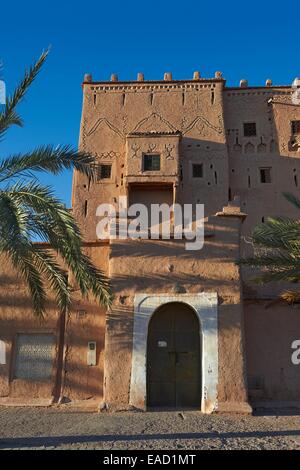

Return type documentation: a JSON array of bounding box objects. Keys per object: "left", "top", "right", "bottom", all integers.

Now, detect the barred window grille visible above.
[
  {"left": 97, "top": 164, "right": 112, "bottom": 180},
  {"left": 243, "top": 122, "right": 257, "bottom": 137},
  {"left": 14, "top": 334, "right": 55, "bottom": 380},
  {"left": 260, "top": 167, "right": 272, "bottom": 183},
  {"left": 143, "top": 154, "right": 161, "bottom": 171}
]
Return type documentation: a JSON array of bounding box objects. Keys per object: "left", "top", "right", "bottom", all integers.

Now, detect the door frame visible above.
[{"left": 129, "top": 293, "right": 218, "bottom": 413}]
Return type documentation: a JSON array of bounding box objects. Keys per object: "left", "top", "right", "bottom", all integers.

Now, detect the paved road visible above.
[{"left": 0, "top": 407, "right": 300, "bottom": 450}]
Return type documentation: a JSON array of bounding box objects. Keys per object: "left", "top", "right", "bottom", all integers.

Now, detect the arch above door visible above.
[
  {"left": 147, "top": 302, "right": 201, "bottom": 409},
  {"left": 129, "top": 293, "right": 218, "bottom": 413}
]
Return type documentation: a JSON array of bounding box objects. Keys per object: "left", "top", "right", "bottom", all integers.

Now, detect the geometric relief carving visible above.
[
  {"left": 217, "top": 114, "right": 224, "bottom": 131},
  {"left": 272, "top": 94, "right": 293, "bottom": 105},
  {"left": 131, "top": 143, "right": 141, "bottom": 158},
  {"left": 87, "top": 117, "right": 123, "bottom": 138},
  {"left": 257, "top": 143, "right": 267, "bottom": 153},
  {"left": 147, "top": 143, "right": 157, "bottom": 153},
  {"left": 164, "top": 143, "right": 175, "bottom": 159},
  {"left": 233, "top": 143, "right": 242, "bottom": 153},
  {"left": 193, "top": 121, "right": 209, "bottom": 138},
  {"left": 181, "top": 116, "right": 188, "bottom": 129},
  {"left": 131, "top": 112, "right": 178, "bottom": 134},
  {"left": 81, "top": 118, "right": 88, "bottom": 150},
  {"left": 244, "top": 142, "right": 255, "bottom": 154},
  {"left": 14, "top": 335, "right": 55, "bottom": 380},
  {"left": 183, "top": 116, "right": 224, "bottom": 136},
  {"left": 122, "top": 115, "right": 128, "bottom": 135},
  {"left": 96, "top": 151, "right": 120, "bottom": 160}
]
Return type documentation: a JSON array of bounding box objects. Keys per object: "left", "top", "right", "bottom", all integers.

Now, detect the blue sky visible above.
[{"left": 0, "top": 1, "right": 297, "bottom": 207}]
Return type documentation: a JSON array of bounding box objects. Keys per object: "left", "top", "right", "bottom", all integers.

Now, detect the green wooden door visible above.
[{"left": 147, "top": 302, "right": 201, "bottom": 408}]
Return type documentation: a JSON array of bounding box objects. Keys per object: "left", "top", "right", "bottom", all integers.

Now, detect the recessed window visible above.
[
  {"left": 243, "top": 122, "right": 257, "bottom": 137},
  {"left": 97, "top": 164, "right": 112, "bottom": 180},
  {"left": 291, "top": 120, "right": 300, "bottom": 134},
  {"left": 14, "top": 334, "right": 55, "bottom": 380},
  {"left": 192, "top": 163, "right": 203, "bottom": 178},
  {"left": 143, "top": 154, "right": 160, "bottom": 171},
  {"left": 260, "top": 167, "right": 272, "bottom": 183}
]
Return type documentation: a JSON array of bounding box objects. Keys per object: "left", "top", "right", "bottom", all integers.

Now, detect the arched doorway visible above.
[{"left": 147, "top": 302, "right": 201, "bottom": 408}]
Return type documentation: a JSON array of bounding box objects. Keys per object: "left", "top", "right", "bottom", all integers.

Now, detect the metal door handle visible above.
[{"left": 168, "top": 351, "right": 188, "bottom": 364}]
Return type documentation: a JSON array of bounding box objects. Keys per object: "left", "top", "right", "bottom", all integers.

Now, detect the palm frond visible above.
[
  {"left": 239, "top": 251, "right": 299, "bottom": 267},
  {"left": 5, "top": 181, "right": 82, "bottom": 248},
  {"left": 251, "top": 217, "right": 300, "bottom": 251},
  {"left": 49, "top": 237, "right": 111, "bottom": 307},
  {"left": 0, "top": 193, "right": 46, "bottom": 316},
  {"left": 0, "top": 145, "right": 97, "bottom": 183},
  {"left": 240, "top": 252, "right": 300, "bottom": 282},
  {"left": 1, "top": 183, "right": 112, "bottom": 308},
  {"left": 31, "top": 248, "right": 70, "bottom": 313},
  {"left": 0, "top": 192, "right": 29, "bottom": 238},
  {"left": 283, "top": 192, "right": 300, "bottom": 211},
  {"left": 0, "top": 50, "right": 112, "bottom": 315},
  {"left": 7, "top": 249, "right": 47, "bottom": 318},
  {"left": 0, "top": 192, "right": 72, "bottom": 316},
  {"left": 0, "top": 49, "right": 49, "bottom": 140}
]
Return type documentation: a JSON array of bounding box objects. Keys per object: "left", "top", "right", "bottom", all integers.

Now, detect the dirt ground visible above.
[{"left": 0, "top": 407, "right": 300, "bottom": 450}]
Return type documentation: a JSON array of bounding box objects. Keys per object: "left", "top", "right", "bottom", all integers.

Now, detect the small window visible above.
[
  {"left": 243, "top": 122, "right": 257, "bottom": 137},
  {"left": 143, "top": 154, "right": 160, "bottom": 171},
  {"left": 260, "top": 167, "right": 272, "bottom": 183},
  {"left": 192, "top": 163, "right": 203, "bottom": 178},
  {"left": 291, "top": 120, "right": 300, "bottom": 134},
  {"left": 97, "top": 164, "right": 112, "bottom": 180}
]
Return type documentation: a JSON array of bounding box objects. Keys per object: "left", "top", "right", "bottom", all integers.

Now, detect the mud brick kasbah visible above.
[{"left": 1, "top": 71, "right": 300, "bottom": 414}]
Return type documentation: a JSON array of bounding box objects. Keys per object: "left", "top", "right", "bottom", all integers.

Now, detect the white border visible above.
[{"left": 129, "top": 292, "right": 218, "bottom": 413}]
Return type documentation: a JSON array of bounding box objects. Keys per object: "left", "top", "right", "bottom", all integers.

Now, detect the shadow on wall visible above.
[
  {"left": 0, "top": 301, "right": 105, "bottom": 401},
  {"left": 244, "top": 300, "right": 300, "bottom": 403},
  {"left": 177, "top": 137, "right": 228, "bottom": 218},
  {"left": 109, "top": 271, "right": 240, "bottom": 294},
  {"left": 238, "top": 102, "right": 300, "bottom": 298}
]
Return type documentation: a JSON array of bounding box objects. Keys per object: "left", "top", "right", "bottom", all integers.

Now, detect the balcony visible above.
[{"left": 125, "top": 130, "right": 181, "bottom": 186}]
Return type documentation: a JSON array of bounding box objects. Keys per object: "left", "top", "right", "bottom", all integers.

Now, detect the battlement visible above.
[
  {"left": 82, "top": 70, "right": 224, "bottom": 85},
  {"left": 82, "top": 72, "right": 296, "bottom": 90}
]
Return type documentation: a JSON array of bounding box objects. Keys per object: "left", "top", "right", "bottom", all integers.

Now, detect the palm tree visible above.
[
  {"left": 240, "top": 192, "right": 300, "bottom": 303},
  {"left": 0, "top": 49, "right": 111, "bottom": 317}
]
